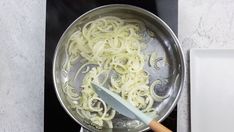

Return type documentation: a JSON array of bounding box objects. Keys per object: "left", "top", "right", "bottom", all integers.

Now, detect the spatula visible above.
[{"left": 91, "top": 82, "right": 172, "bottom": 132}]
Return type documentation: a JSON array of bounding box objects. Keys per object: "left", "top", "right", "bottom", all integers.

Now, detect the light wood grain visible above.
[{"left": 149, "top": 120, "right": 172, "bottom": 132}]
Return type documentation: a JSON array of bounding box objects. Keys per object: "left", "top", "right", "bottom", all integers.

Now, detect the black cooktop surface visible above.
[{"left": 45, "top": 0, "right": 178, "bottom": 131}]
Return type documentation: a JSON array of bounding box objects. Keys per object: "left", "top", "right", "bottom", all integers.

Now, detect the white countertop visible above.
[
  {"left": 178, "top": 0, "right": 234, "bottom": 132},
  {"left": 0, "top": 0, "right": 234, "bottom": 131},
  {"left": 0, "top": 0, "right": 46, "bottom": 131}
]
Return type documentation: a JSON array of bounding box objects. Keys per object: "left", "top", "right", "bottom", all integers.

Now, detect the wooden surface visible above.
[{"left": 149, "top": 120, "right": 172, "bottom": 132}]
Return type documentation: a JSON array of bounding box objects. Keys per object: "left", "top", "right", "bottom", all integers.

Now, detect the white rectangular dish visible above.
[{"left": 190, "top": 49, "right": 234, "bottom": 132}]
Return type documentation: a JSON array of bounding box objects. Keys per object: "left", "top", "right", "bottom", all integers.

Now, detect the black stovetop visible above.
[{"left": 45, "top": 0, "right": 178, "bottom": 131}]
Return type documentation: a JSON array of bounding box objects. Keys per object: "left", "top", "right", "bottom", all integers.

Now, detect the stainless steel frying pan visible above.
[{"left": 53, "top": 4, "right": 185, "bottom": 132}]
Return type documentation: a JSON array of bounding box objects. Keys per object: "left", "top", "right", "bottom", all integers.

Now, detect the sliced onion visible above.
[{"left": 150, "top": 80, "right": 169, "bottom": 102}]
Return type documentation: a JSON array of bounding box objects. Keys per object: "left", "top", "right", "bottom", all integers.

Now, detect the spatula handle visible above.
[{"left": 149, "top": 120, "right": 172, "bottom": 132}]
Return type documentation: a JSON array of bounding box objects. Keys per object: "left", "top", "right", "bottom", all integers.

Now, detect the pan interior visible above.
[{"left": 53, "top": 5, "right": 183, "bottom": 132}]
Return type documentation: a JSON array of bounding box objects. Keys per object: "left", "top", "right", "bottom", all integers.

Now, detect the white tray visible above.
[{"left": 190, "top": 49, "right": 234, "bottom": 132}]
